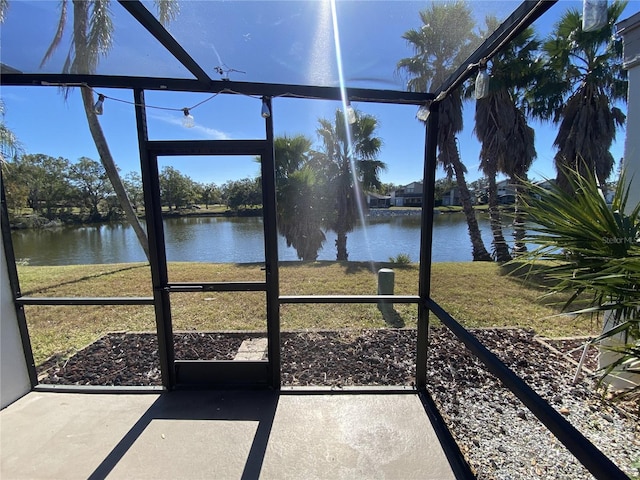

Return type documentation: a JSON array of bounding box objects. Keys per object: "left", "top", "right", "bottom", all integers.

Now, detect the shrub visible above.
[{"left": 388, "top": 253, "right": 412, "bottom": 265}]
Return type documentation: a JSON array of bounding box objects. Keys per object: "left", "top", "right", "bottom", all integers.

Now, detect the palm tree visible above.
[
  {"left": 0, "top": 0, "right": 18, "bottom": 163},
  {"left": 397, "top": 1, "right": 492, "bottom": 261},
  {"left": 315, "top": 108, "right": 385, "bottom": 261},
  {"left": 39, "top": 1, "right": 179, "bottom": 261},
  {"left": 274, "top": 135, "right": 326, "bottom": 261},
  {"left": 0, "top": 101, "right": 22, "bottom": 166},
  {"left": 529, "top": 1, "right": 627, "bottom": 193},
  {"left": 473, "top": 23, "right": 539, "bottom": 260}
]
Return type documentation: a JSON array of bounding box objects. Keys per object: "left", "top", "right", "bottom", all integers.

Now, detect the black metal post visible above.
[
  {"left": 0, "top": 170, "right": 38, "bottom": 387},
  {"left": 118, "top": 0, "right": 212, "bottom": 84},
  {"left": 416, "top": 102, "right": 439, "bottom": 390},
  {"left": 134, "top": 88, "right": 175, "bottom": 389},
  {"left": 261, "top": 96, "right": 281, "bottom": 389},
  {"left": 1, "top": 74, "right": 433, "bottom": 107},
  {"left": 433, "top": 1, "right": 557, "bottom": 99}
]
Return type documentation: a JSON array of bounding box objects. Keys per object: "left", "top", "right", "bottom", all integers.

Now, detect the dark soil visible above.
[
  {"left": 37, "top": 328, "right": 599, "bottom": 390},
  {"left": 540, "top": 336, "right": 599, "bottom": 371}
]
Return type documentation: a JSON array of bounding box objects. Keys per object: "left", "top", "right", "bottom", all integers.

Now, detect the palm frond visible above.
[
  {"left": 40, "top": 0, "right": 68, "bottom": 68},
  {"left": 513, "top": 166, "right": 640, "bottom": 323},
  {"left": 0, "top": 102, "right": 23, "bottom": 164},
  {"left": 154, "top": 0, "right": 179, "bottom": 25}
]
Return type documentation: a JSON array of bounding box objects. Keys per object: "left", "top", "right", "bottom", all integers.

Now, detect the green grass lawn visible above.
[{"left": 18, "top": 261, "right": 598, "bottom": 365}]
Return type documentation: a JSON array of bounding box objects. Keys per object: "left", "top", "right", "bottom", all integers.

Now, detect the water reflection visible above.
[{"left": 11, "top": 213, "right": 514, "bottom": 266}]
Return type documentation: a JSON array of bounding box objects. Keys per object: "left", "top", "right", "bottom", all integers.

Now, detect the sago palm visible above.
[
  {"left": 514, "top": 166, "right": 639, "bottom": 395},
  {"left": 397, "top": 1, "right": 491, "bottom": 261},
  {"left": 516, "top": 166, "right": 639, "bottom": 328}
]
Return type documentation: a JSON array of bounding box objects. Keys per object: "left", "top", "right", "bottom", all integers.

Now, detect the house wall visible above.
[
  {"left": 618, "top": 12, "right": 640, "bottom": 214},
  {"left": 442, "top": 190, "right": 454, "bottom": 206},
  {"left": 0, "top": 210, "right": 31, "bottom": 409}
]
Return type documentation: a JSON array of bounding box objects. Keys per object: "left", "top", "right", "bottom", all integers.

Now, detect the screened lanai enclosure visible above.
[{"left": 1, "top": 1, "right": 635, "bottom": 479}]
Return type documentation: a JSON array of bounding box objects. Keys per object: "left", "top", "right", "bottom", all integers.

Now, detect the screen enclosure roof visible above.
[{"left": 0, "top": 1, "right": 559, "bottom": 103}]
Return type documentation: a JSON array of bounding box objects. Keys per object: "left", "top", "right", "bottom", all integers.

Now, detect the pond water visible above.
[{"left": 10, "top": 212, "right": 516, "bottom": 266}]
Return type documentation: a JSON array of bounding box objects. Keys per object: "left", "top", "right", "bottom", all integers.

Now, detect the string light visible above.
[
  {"left": 93, "top": 94, "right": 105, "bottom": 115},
  {"left": 345, "top": 100, "right": 356, "bottom": 125},
  {"left": 582, "top": 0, "right": 608, "bottom": 32},
  {"left": 74, "top": 86, "right": 270, "bottom": 125},
  {"left": 475, "top": 62, "right": 490, "bottom": 100},
  {"left": 416, "top": 104, "right": 430, "bottom": 122},
  {"left": 182, "top": 108, "right": 195, "bottom": 128},
  {"left": 261, "top": 97, "right": 271, "bottom": 118},
  {"left": 40, "top": 82, "right": 429, "bottom": 126}
]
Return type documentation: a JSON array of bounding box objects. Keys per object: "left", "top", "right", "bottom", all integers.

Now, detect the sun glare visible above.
[{"left": 329, "top": 0, "right": 375, "bottom": 267}]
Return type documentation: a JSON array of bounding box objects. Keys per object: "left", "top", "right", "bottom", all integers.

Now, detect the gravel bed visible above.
[{"left": 38, "top": 328, "right": 639, "bottom": 479}]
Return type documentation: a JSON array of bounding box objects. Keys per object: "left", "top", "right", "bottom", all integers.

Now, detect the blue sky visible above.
[{"left": 1, "top": 0, "right": 638, "bottom": 188}]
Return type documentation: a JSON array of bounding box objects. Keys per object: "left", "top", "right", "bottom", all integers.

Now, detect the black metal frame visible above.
[
  {"left": 0, "top": 74, "right": 434, "bottom": 105},
  {"left": 140, "top": 132, "right": 280, "bottom": 389},
  {"left": 0, "top": 0, "right": 629, "bottom": 476},
  {"left": 135, "top": 88, "right": 176, "bottom": 389}
]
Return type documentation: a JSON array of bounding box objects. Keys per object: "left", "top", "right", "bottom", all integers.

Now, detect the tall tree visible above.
[
  {"left": 397, "top": 1, "right": 492, "bottom": 261},
  {"left": 274, "top": 135, "right": 326, "bottom": 261},
  {"left": 222, "top": 177, "right": 262, "bottom": 211},
  {"left": 40, "top": 1, "right": 179, "bottom": 260},
  {"left": 13, "top": 154, "right": 72, "bottom": 216},
  {"left": 529, "top": 1, "right": 627, "bottom": 193},
  {"left": 69, "top": 156, "right": 111, "bottom": 220},
  {"left": 315, "top": 109, "right": 385, "bottom": 261},
  {"left": 123, "top": 171, "right": 144, "bottom": 213},
  {"left": 473, "top": 23, "right": 539, "bottom": 260},
  {"left": 198, "top": 181, "right": 221, "bottom": 209},
  {"left": 0, "top": 100, "right": 25, "bottom": 214},
  {"left": 159, "top": 166, "right": 195, "bottom": 211}
]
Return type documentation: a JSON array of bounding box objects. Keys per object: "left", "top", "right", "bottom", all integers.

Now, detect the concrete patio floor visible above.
[{"left": 1, "top": 389, "right": 459, "bottom": 479}]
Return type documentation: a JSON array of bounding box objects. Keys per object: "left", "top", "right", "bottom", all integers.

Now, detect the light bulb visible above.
[
  {"left": 475, "top": 67, "right": 490, "bottom": 100},
  {"left": 416, "top": 104, "right": 430, "bottom": 122},
  {"left": 94, "top": 94, "right": 105, "bottom": 115},
  {"left": 261, "top": 98, "right": 271, "bottom": 118},
  {"left": 582, "top": 0, "right": 608, "bottom": 32},
  {"left": 346, "top": 103, "right": 356, "bottom": 124},
  {"left": 182, "top": 108, "right": 195, "bottom": 128}
]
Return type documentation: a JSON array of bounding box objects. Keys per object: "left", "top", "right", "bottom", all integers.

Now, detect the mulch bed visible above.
[
  {"left": 539, "top": 336, "right": 599, "bottom": 372},
  {"left": 37, "top": 328, "right": 599, "bottom": 389}
]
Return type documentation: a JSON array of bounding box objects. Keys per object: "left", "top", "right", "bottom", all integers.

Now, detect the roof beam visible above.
[
  {"left": 0, "top": 73, "right": 434, "bottom": 105},
  {"left": 117, "top": 0, "right": 212, "bottom": 85},
  {"left": 434, "top": 0, "right": 557, "bottom": 100}
]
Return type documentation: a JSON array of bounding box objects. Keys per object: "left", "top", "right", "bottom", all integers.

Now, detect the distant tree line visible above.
[{"left": 1, "top": 154, "right": 269, "bottom": 222}]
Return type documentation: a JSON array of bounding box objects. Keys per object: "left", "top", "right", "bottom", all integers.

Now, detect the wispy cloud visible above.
[
  {"left": 150, "top": 111, "right": 231, "bottom": 140},
  {"left": 1, "top": 91, "right": 26, "bottom": 103},
  {"left": 193, "top": 124, "right": 231, "bottom": 140}
]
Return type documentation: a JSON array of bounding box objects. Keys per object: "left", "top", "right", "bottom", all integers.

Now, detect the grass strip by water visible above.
[{"left": 17, "top": 261, "right": 597, "bottom": 365}]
